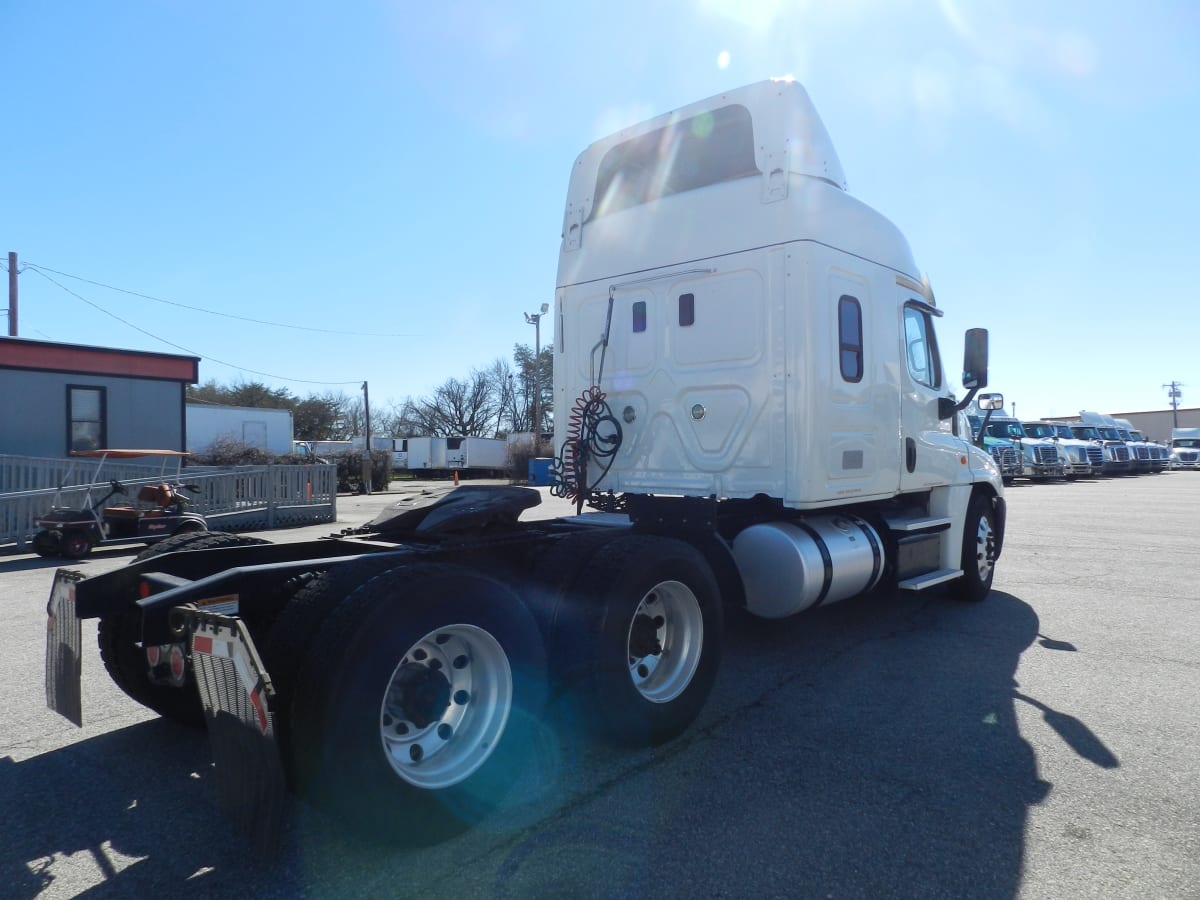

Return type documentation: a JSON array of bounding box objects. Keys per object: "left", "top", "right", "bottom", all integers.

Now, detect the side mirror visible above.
[
  {"left": 939, "top": 328, "right": 991, "bottom": 420},
  {"left": 961, "top": 328, "right": 989, "bottom": 390},
  {"left": 977, "top": 392, "right": 1005, "bottom": 411}
]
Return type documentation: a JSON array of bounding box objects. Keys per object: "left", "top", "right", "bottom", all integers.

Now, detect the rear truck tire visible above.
[
  {"left": 289, "top": 563, "right": 548, "bottom": 844},
  {"left": 551, "top": 535, "right": 723, "bottom": 746},
  {"left": 60, "top": 530, "right": 93, "bottom": 559},
  {"left": 97, "top": 531, "right": 269, "bottom": 726},
  {"left": 32, "top": 530, "right": 61, "bottom": 558},
  {"left": 526, "top": 528, "right": 627, "bottom": 640},
  {"left": 951, "top": 493, "right": 997, "bottom": 602},
  {"left": 258, "top": 556, "right": 400, "bottom": 785}
]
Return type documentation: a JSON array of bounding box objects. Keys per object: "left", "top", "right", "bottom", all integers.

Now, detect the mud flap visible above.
[
  {"left": 179, "top": 609, "right": 287, "bottom": 857},
  {"left": 45, "top": 569, "right": 85, "bottom": 727}
]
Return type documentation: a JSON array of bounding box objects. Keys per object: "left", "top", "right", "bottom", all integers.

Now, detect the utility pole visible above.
[
  {"left": 362, "top": 380, "right": 373, "bottom": 494},
  {"left": 7, "top": 252, "right": 17, "bottom": 337},
  {"left": 1164, "top": 381, "right": 1183, "bottom": 428}
]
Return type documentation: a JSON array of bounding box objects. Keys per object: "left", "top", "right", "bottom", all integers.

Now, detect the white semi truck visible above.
[
  {"left": 1022, "top": 420, "right": 1097, "bottom": 478},
  {"left": 1170, "top": 427, "right": 1200, "bottom": 469},
  {"left": 977, "top": 415, "right": 1062, "bottom": 480},
  {"left": 1079, "top": 411, "right": 1144, "bottom": 473},
  {"left": 44, "top": 79, "right": 1005, "bottom": 849},
  {"left": 1112, "top": 418, "right": 1167, "bottom": 472}
]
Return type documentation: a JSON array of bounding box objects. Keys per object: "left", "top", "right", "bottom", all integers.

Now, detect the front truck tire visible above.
[
  {"left": 951, "top": 492, "right": 998, "bottom": 602},
  {"left": 96, "top": 531, "right": 268, "bottom": 726},
  {"left": 289, "top": 563, "right": 549, "bottom": 844},
  {"left": 552, "top": 534, "right": 723, "bottom": 746}
]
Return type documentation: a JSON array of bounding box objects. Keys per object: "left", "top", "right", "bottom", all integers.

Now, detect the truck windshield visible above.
[
  {"left": 1098, "top": 427, "right": 1122, "bottom": 440},
  {"left": 1023, "top": 423, "right": 1055, "bottom": 438},
  {"left": 1053, "top": 424, "right": 1074, "bottom": 439},
  {"left": 1175, "top": 439, "right": 1200, "bottom": 448},
  {"left": 987, "top": 423, "right": 1024, "bottom": 439},
  {"left": 1073, "top": 426, "right": 1100, "bottom": 440}
]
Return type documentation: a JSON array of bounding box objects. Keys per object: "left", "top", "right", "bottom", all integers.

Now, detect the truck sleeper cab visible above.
[{"left": 45, "top": 79, "right": 1006, "bottom": 849}]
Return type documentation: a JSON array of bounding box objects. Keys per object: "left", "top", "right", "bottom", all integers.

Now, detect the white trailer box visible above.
[
  {"left": 391, "top": 438, "right": 408, "bottom": 469},
  {"left": 445, "top": 437, "right": 507, "bottom": 472},
  {"left": 406, "top": 437, "right": 447, "bottom": 472},
  {"left": 187, "top": 404, "right": 294, "bottom": 456}
]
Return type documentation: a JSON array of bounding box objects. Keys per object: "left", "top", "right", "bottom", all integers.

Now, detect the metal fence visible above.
[{"left": 0, "top": 455, "right": 337, "bottom": 552}]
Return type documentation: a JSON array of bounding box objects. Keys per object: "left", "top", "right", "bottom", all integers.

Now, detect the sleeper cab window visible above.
[
  {"left": 632, "top": 300, "right": 647, "bottom": 333},
  {"left": 678, "top": 293, "right": 695, "bottom": 326},
  {"left": 903, "top": 303, "right": 942, "bottom": 389},
  {"left": 837, "top": 295, "right": 863, "bottom": 382}
]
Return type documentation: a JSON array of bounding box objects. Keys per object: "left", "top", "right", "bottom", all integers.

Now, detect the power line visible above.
[
  {"left": 27, "top": 266, "right": 361, "bottom": 386},
  {"left": 23, "top": 261, "right": 423, "bottom": 339}
]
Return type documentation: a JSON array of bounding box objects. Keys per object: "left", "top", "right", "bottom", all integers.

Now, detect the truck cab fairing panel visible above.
[{"left": 553, "top": 80, "right": 997, "bottom": 509}]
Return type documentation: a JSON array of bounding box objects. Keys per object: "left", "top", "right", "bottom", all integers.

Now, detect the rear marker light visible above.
[{"left": 169, "top": 645, "right": 186, "bottom": 681}]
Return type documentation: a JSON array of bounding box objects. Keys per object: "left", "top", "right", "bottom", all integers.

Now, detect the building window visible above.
[
  {"left": 903, "top": 304, "right": 942, "bottom": 389},
  {"left": 68, "top": 385, "right": 106, "bottom": 452},
  {"left": 837, "top": 295, "right": 863, "bottom": 382}
]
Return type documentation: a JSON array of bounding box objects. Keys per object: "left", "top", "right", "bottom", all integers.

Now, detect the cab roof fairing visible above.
[{"left": 560, "top": 79, "right": 846, "bottom": 237}]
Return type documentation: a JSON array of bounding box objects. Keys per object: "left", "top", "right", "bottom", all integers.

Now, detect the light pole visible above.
[{"left": 525, "top": 303, "right": 549, "bottom": 451}]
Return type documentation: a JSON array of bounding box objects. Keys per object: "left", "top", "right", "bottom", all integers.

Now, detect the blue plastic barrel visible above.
[{"left": 527, "top": 457, "right": 553, "bottom": 486}]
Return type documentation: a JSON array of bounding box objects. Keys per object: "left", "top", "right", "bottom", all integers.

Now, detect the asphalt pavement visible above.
[{"left": 1, "top": 476, "right": 1197, "bottom": 898}]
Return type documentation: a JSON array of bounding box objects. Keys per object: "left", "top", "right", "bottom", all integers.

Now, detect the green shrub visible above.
[{"left": 333, "top": 450, "right": 393, "bottom": 493}]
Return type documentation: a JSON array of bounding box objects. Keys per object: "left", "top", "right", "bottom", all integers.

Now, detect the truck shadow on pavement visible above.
[
  {"left": 487, "top": 588, "right": 1117, "bottom": 899},
  {"left": 0, "top": 588, "right": 1120, "bottom": 899},
  {"left": 0, "top": 719, "right": 307, "bottom": 899}
]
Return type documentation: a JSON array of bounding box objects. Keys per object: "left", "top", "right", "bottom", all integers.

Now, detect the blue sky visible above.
[{"left": 3, "top": 1, "right": 1197, "bottom": 421}]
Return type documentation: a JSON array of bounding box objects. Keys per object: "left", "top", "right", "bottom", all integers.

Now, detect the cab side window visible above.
[{"left": 903, "top": 304, "right": 942, "bottom": 389}]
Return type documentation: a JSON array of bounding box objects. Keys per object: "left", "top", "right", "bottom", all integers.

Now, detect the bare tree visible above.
[
  {"left": 481, "top": 356, "right": 519, "bottom": 436},
  {"left": 401, "top": 367, "right": 502, "bottom": 437}
]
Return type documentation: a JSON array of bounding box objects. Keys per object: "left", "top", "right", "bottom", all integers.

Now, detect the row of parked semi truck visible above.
[{"left": 966, "top": 409, "right": 1200, "bottom": 483}]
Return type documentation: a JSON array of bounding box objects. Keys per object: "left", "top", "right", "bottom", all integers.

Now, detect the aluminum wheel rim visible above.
[
  {"left": 378, "top": 623, "right": 512, "bottom": 790},
  {"left": 973, "top": 513, "right": 995, "bottom": 582},
  {"left": 625, "top": 579, "right": 704, "bottom": 704}
]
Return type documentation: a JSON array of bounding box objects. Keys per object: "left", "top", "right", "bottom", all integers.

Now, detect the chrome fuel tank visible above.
[{"left": 732, "top": 515, "right": 883, "bottom": 618}]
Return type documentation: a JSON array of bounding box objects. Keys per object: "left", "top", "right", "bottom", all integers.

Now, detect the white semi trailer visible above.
[
  {"left": 445, "top": 437, "right": 507, "bottom": 475},
  {"left": 45, "top": 79, "right": 1005, "bottom": 849}
]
